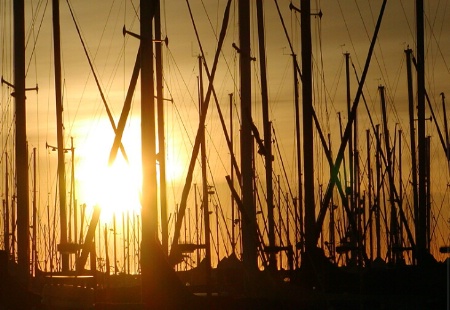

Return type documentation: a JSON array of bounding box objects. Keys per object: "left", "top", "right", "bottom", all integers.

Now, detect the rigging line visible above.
[
  {"left": 217, "top": 217, "right": 231, "bottom": 257},
  {"left": 204, "top": 146, "right": 233, "bottom": 245},
  {"left": 216, "top": 206, "right": 232, "bottom": 257},
  {"left": 329, "top": 57, "right": 344, "bottom": 110},
  {"left": 271, "top": 126, "right": 296, "bottom": 209},
  {"left": 162, "top": 0, "right": 168, "bottom": 39},
  {"left": 1, "top": 1, "right": 6, "bottom": 74},
  {"left": 337, "top": 0, "right": 361, "bottom": 74},
  {"left": 424, "top": 0, "right": 444, "bottom": 80},
  {"left": 0, "top": 113, "right": 15, "bottom": 164},
  {"left": 164, "top": 48, "right": 199, "bottom": 138},
  {"left": 26, "top": 0, "right": 48, "bottom": 77},
  {"left": 106, "top": 43, "right": 128, "bottom": 97},
  {"left": 357, "top": 0, "right": 392, "bottom": 99},
  {"left": 267, "top": 173, "right": 297, "bottom": 246},
  {"left": 169, "top": 96, "right": 194, "bottom": 149},
  {"left": 399, "top": 1, "right": 415, "bottom": 44},
  {"left": 107, "top": 45, "right": 140, "bottom": 165},
  {"left": 351, "top": 61, "right": 383, "bottom": 147},
  {"left": 255, "top": 174, "right": 270, "bottom": 242},
  {"left": 270, "top": 58, "right": 290, "bottom": 116},
  {"left": 67, "top": 0, "right": 129, "bottom": 126},
  {"left": 291, "top": 1, "right": 300, "bottom": 49},
  {"left": 202, "top": 56, "right": 242, "bottom": 182},
  {"left": 269, "top": 121, "right": 292, "bottom": 182},
  {"left": 65, "top": 0, "right": 129, "bottom": 163},
  {"left": 104, "top": 5, "right": 139, "bottom": 101},
  {"left": 282, "top": 6, "right": 337, "bottom": 174},
  {"left": 411, "top": 54, "right": 449, "bottom": 157},
  {"left": 424, "top": 12, "right": 450, "bottom": 74},
  {"left": 315, "top": 4, "right": 330, "bottom": 133},
  {"left": 91, "top": 0, "right": 117, "bottom": 61},
  {"left": 204, "top": 127, "right": 227, "bottom": 176},
  {"left": 197, "top": 1, "right": 239, "bottom": 102},
  {"left": 437, "top": 0, "right": 449, "bottom": 72},
  {"left": 430, "top": 185, "right": 449, "bottom": 243},
  {"left": 275, "top": 195, "right": 287, "bottom": 249},
  {"left": 123, "top": 0, "right": 126, "bottom": 106},
  {"left": 385, "top": 55, "right": 407, "bottom": 130},
  {"left": 200, "top": 0, "right": 217, "bottom": 39},
  {"left": 25, "top": 0, "right": 44, "bottom": 50},
  {"left": 209, "top": 194, "right": 231, "bottom": 257},
  {"left": 317, "top": 0, "right": 403, "bottom": 248},
  {"left": 31, "top": 3, "right": 43, "bottom": 211},
  {"left": 227, "top": 182, "right": 268, "bottom": 265},
  {"left": 96, "top": 4, "right": 124, "bottom": 99},
  {"left": 129, "top": 0, "right": 140, "bottom": 22},
  {"left": 274, "top": 0, "right": 302, "bottom": 80},
  {"left": 25, "top": 0, "right": 38, "bottom": 47},
  {"left": 169, "top": 0, "right": 232, "bottom": 259},
  {"left": 253, "top": 172, "right": 267, "bottom": 222}
]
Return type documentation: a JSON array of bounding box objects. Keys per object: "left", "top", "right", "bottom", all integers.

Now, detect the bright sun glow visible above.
[
  {"left": 78, "top": 156, "right": 142, "bottom": 223},
  {"left": 74, "top": 119, "right": 186, "bottom": 223},
  {"left": 75, "top": 121, "right": 143, "bottom": 223}
]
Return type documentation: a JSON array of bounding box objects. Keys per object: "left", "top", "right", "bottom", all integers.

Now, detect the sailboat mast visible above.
[
  {"left": 398, "top": 129, "right": 404, "bottom": 261},
  {"left": 345, "top": 52, "right": 354, "bottom": 217},
  {"left": 375, "top": 125, "right": 381, "bottom": 258},
  {"left": 140, "top": 0, "right": 159, "bottom": 306},
  {"left": 140, "top": 0, "right": 157, "bottom": 240},
  {"left": 154, "top": 0, "right": 168, "bottom": 255},
  {"left": 239, "top": 0, "right": 257, "bottom": 271},
  {"left": 14, "top": 0, "right": 30, "bottom": 284},
  {"left": 4, "top": 153, "right": 9, "bottom": 256},
  {"left": 345, "top": 52, "right": 357, "bottom": 264},
  {"left": 122, "top": 213, "right": 126, "bottom": 273},
  {"left": 405, "top": 48, "right": 418, "bottom": 263},
  {"left": 70, "top": 137, "right": 77, "bottom": 247},
  {"left": 256, "top": 0, "right": 276, "bottom": 270},
  {"left": 416, "top": 0, "right": 428, "bottom": 264},
  {"left": 426, "top": 136, "right": 431, "bottom": 250},
  {"left": 366, "top": 130, "right": 373, "bottom": 260},
  {"left": 229, "top": 93, "right": 236, "bottom": 253},
  {"left": 380, "top": 85, "right": 398, "bottom": 263},
  {"left": 52, "top": 0, "right": 69, "bottom": 272},
  {"left": 32, "top": 148, "right": 37, "bottom": 275},
  {"left": 293, "top": 54, "right": 304, "bottom": 257},
  {"left": 113, "top": 214, "right": 117, "bottom": 274},
  {"left": 301, "top": 0, "right": 315, "bottom": 254},
  {"left": 441, "top": 93, "right": 450, "bottom": 165},
  {"left": 199, "top": 56, "right": 212, "bottom": 291}
]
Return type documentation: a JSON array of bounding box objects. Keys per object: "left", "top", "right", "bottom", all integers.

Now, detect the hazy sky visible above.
[{"left": 0, "top": 0, "right": 449, "bottom": 265}]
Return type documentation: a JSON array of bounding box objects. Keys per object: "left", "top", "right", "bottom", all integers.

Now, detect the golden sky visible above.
[{"left": 0, "top": 0, "right": 449, "bottom": 268}]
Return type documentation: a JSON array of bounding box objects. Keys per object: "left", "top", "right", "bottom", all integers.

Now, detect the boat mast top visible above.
[{"left": 14, "top": 0, "right": 30, "bottom": 285}]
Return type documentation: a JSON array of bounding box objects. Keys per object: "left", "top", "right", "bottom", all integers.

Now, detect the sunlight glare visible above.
[
  {"left": 75, "top": 119, "right": 142, "bottom": 223},
  {"left": 78, "top": 157, "right": 141, "bottom": 223},
  {"left": 75, "top": 118, "right": 187, "bottom": 223}
]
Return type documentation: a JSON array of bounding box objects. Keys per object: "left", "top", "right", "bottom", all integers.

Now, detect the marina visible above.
[{"left": 0, "top": 0, "right": 449, "bottom": 308}]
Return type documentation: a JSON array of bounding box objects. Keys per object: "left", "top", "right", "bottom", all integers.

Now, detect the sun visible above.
[
  {"left": 77, "top": 155, "right": 142, "bottom": 223},
  {"left": 75, "top": 121, "right": 142, "bottom": 223},
  {"left": 74, "top": 117, "right": 187, "bottom": 224}
]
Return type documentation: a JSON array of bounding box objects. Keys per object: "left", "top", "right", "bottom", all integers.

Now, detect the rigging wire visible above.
[
  {"left": 29, "top": 1, "right": 46, "bottom": 268},
  {"left": 359, "top": 0, "right": 393, "bottom": 98},
  {"left": 25, "top": 0, "right": 48, "bottom": 77},
  {"left": 337, "top": 0, "right": 362, "bottom": 74},
  {"left": 205, "top": 152, "right": 233, "bottom": 254},
  {"left": 195, "top": 0, "right": 239, "bottom": 105},
  {"left": 430, "top": 184, "right": 449, "bottom": 243},
  {"left": 66, "top": 0, "right": 129, "bottom": 163}
]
